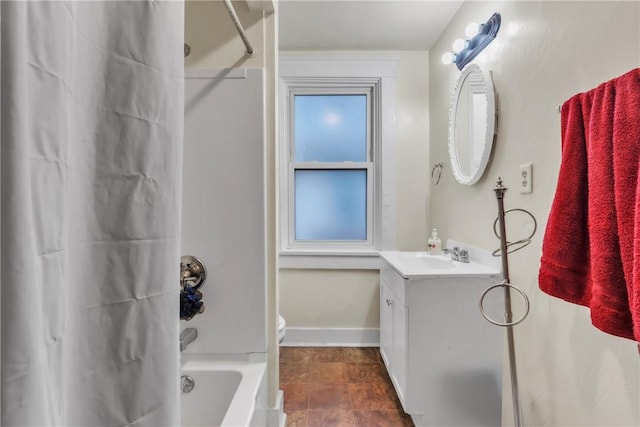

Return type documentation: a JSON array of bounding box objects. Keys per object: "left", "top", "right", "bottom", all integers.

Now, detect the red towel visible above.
[{"left": 539, "top": 68, "right": 640, "bottom": 341}]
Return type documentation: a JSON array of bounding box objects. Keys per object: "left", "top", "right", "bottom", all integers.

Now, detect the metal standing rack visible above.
[{"left": 479, "top": 178, "right": 533, "bottom": 427}]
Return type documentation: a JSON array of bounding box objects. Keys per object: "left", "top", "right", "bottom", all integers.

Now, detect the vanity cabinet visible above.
[{"left": 379, "top": 252, "right": 503, "bottom": 427}]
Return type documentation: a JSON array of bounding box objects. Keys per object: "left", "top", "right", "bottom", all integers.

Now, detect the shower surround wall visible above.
[
  {"left": 181, "top": 67, "right": 266, "bottom": 355},
  {"left": 429, "top": 1, "right": 640, "bottom": 426}
]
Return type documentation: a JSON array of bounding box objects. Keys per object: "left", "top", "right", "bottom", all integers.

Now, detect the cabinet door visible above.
[
  {"left": 380, "top": 282, "right": 394, "bottom": 370},
  {"left": 392, "top": 298, "right": 408, "bottom": 402}
]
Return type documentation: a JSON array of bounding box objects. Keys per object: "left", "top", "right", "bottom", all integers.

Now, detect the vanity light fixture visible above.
[{"left": 441, "top": 12, "right": 501, "bottom": 70}]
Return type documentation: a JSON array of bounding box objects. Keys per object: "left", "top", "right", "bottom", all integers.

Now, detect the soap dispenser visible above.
[{"left": 428, "top": 229, "right": 442, "bottom": 255}]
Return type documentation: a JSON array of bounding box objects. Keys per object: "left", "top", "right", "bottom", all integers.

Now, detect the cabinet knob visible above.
[{"left": 386, "top": 298, "right": 393, "bottom": 306}]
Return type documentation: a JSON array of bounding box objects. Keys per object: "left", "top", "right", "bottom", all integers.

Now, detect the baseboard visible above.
[{"left": 280, "top": 327, "right": 380, "bottom": 347}]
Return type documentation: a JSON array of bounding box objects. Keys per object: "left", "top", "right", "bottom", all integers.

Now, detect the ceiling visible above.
[{"left": 278, "top": 0, "right": 464, "bottom": 51}]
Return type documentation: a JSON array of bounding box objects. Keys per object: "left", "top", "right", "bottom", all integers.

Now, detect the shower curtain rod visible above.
[{"left": 223, "top": 0, "right": 255, "bottom": 56}]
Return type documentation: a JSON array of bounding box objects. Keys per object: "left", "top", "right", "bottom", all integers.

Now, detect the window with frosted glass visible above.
[
  {"left": 294, "top": 95, "right": 367, "bottom": 162},
  {"left": 291, "top": 92, "right": 370, "bottom": 243},
  {"left": 294, "top": 170, "right": 367, "bottom": 241}
]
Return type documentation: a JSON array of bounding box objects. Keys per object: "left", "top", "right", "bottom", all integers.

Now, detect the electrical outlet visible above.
[{"left": 519, "top": 163, "right": 533, "bottom": 194}]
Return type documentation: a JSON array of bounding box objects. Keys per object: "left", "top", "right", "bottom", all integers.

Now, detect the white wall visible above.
[
  {"left": 280, "top": 269, "right": 381, "bottom": 328},
  {"left": 279, "top": 51, "right": 431, "bottom": 332},
  {"left": 429, "top": 1, "right": 640, "bottom": 425}
]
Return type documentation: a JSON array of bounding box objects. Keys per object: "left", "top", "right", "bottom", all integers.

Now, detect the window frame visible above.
[{"left": 279, "top": 55, "right": 398, "bottom": 269}]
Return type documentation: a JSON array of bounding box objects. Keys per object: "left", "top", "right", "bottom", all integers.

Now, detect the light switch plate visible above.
[{"left": 519, "top": 163, "right": 533, "bottom": 193}]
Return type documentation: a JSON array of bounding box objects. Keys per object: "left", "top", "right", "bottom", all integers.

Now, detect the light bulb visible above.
[
  {"left": 465, "top": 22, "right": 480, "bottom": 38},
  {"left": 441, "top": 52, "right": 454, "bottom": 65},
  {"left": 452, "top": 38, "right": 466, "bottom": 53}
]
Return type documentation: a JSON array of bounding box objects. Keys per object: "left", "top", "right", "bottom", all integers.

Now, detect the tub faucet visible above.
[{"left": 180, "top": 327, "right": 198, "bottom": 352}]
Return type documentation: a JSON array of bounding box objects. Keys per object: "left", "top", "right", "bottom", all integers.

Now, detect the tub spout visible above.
[{"left": 180, "top": 327, "right": 198, "bottom": 352}]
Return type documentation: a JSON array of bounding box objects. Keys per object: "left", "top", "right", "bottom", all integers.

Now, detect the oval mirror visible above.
[{"left": 448, "top": 64, "right": 497, "bottom": 185}]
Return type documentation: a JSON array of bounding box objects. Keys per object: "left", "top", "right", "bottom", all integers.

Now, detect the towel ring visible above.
[
  {"left": 479, "top": 280, "right": 530, "bottom": 327},
  {"left": 431, "top": 162, "right": 443, "bottom": 185},
  {"left": 492, "top": 208, "right": 537, "bottom": 256}
]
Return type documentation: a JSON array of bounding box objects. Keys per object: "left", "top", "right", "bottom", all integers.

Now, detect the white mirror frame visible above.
[{"left": 447, "top": 64, "right": 497, "bottom": 185}]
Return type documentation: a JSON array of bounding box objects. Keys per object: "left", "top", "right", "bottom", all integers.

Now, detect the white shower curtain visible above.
[{"left": 1, "top": 1, "right": 183, "bottom": 426}]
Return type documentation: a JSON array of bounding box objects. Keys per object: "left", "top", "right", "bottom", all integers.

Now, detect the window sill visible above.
[{"left": 279, "top": 250, "right": 381, "bottom": 270}]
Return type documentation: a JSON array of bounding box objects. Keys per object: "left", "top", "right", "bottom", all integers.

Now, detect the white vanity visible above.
[{"left": 379, "top": 244, "right": 503, "bottom": 426}]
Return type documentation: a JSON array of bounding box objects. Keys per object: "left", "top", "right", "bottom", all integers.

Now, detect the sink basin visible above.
[
  {"left": 410, "top": 253, "right": 457, "bottom": 269},
  {"left": 379, "top": 247, "right": 500, "bottom": 279}
]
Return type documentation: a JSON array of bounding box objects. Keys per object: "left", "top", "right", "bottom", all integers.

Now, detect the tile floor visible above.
[{"left": 280, "top": 347, "right": 415, "bottom": 427}]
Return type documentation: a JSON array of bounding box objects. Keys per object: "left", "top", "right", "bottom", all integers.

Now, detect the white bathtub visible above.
[{"left": 181, "top": 358, "right": 266, "bottom": 427}]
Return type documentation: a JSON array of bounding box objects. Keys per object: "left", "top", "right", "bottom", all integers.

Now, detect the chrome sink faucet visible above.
[{"left": 448, "top": 246, "right": 470, "bottom": 263}]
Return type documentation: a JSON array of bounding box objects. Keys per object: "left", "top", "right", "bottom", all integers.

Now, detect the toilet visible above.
[{"left": 278, "top": 315, "right": 287, "bottom": 344}]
